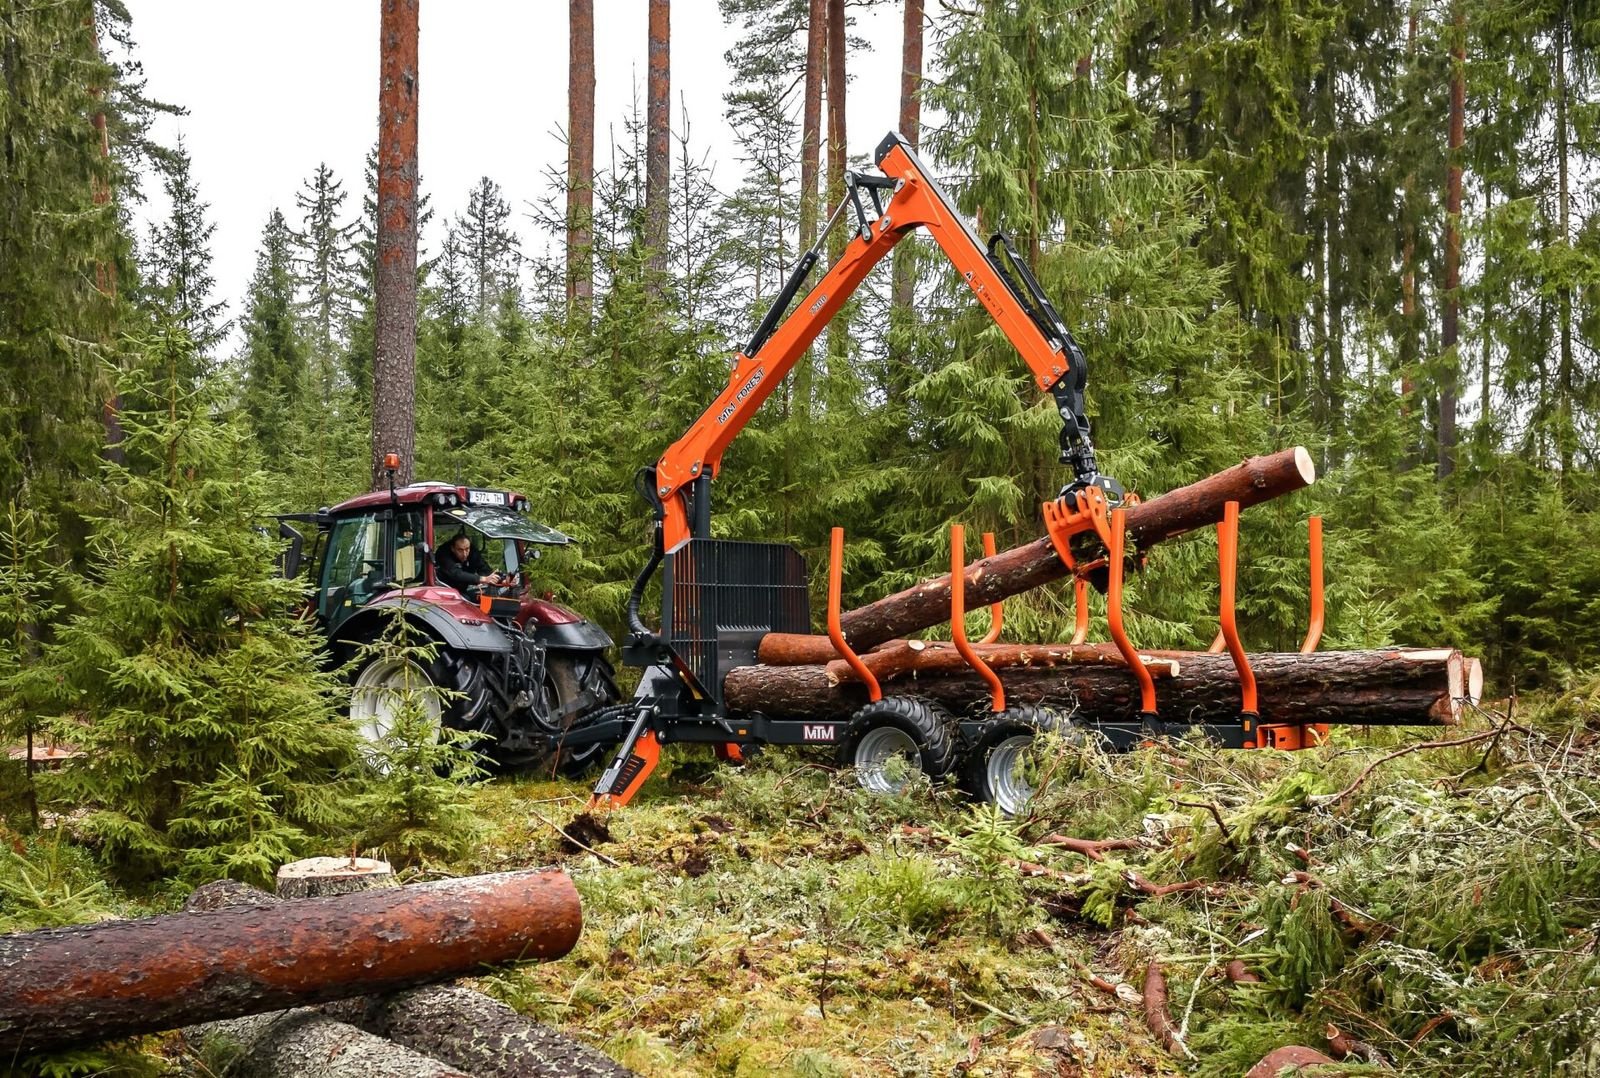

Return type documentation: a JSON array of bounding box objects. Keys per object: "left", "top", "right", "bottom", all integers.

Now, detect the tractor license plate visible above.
[{"left": 466, "top": 489, "right": 508, "bottom": 507}]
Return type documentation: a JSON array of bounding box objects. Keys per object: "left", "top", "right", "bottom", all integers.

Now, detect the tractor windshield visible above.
[{"left": 436, "top": 505, "right": 571, "bottom": 545}]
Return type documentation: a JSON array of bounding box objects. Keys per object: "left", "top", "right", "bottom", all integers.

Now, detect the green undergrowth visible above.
[{"left": 4, "top": 683, "right": 1600, "bottom": 1076}]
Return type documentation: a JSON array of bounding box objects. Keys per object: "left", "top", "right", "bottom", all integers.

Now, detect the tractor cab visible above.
[{"left": 279, "top": 483, "right": 573, "bottom": 635}]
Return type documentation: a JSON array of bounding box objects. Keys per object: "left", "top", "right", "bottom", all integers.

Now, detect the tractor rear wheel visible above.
[
  {"left": 960, "top": 705, "right": 1072, "bottom": 816},
  {"left": 837, "top": 696, "right": 956, "bottom": 794},
  {"left": 349, "top": 648, "right": 498, "bottom": 766}
]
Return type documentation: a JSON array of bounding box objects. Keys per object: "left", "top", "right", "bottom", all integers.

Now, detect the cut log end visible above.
[
  {"left": 277, "top": 857, "right": 395, "bottom": 900},
  {"left": 1291, "top": 445, "right": 1316, "bottom": 486}
]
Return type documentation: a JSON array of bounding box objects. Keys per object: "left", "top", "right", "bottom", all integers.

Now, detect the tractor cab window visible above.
[
  {"left": 319, "top": 510, "right": 426, "bottom": 624},
  {"left": 320, "top": 513, "right": 386, "bottom": 622}
]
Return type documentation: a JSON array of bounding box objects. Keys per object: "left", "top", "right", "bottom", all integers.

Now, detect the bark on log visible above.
[
  {"left": 757, "top": 633, "right": 912, "bottom": 666},
  {"left": 276, "top": 856, "right": 395, "bottom": 900},
  {"left": 835, "top": 448, "right": 1316, "bottom": 652},
  {"left": 1243, "top": 1046, "right": 1343, "bottom": 1077},
  {"left": 724, "top": 648, "right": 1472, "bottom": 728},
  {"left": 190, "top": 1011, "right": 470, "bottom": 1078},
  {"left": 823, "top": 641, "right": 1178, "bottom": 685},
  {"left": 330, "top": 986, "right": 635, "bottom": 1078},
  {"left": 0, "top": 869, "right": 582, "bottom": 1055}
]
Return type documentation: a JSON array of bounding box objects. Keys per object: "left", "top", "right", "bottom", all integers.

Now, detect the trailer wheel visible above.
[
  {"left": 837, "top": 696, "right": 956, "bottom": 794},
  {"left": 961, "top": 705, "right": 1071, "bottom": 816}
]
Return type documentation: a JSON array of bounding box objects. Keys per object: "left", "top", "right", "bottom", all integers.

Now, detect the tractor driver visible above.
[{"left": 436, "top": 531, "right": 506, "bottom": 596}]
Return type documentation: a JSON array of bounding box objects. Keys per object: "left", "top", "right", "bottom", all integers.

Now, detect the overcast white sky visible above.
[{"left": 123, "top": 1, "right": 908, "bottom": 339}]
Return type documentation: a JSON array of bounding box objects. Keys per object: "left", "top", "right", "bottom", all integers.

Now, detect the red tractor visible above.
[{"left": 278, "top": 481, "right": 618, "bottom": 771}]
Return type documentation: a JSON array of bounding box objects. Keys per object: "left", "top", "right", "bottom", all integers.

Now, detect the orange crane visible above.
[{"left": 581, "top": 132, "right": 1128, "bottom": 808}]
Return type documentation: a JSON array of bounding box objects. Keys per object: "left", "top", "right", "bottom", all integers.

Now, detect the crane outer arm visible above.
[{"left": 654, "top": 132, "right": 1093, "bottom": 548}]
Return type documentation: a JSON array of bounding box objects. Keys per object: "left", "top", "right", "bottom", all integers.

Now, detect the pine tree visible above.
[
  {"left": 144, "top": 135, "right": 229, "bottom": 367},
  {"left": 42, "top": 329, "right": 363, "bottom": 886}
]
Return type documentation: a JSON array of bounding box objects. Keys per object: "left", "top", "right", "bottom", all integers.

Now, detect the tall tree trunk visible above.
[
  {"left": 372, "top": 0, "right": 419, "bottom": 490},
  {"left": 824, "top": 0, "right": 848, "bottom": 367},
  {"left": 799, "top": 0, "right": 826, "bottom": 251},
  {"left": 645, "top": 0, "right": 670, "bottom": 288},
  {"left": 1439, "top": 0, "right": 1464, "bottom": 479},
  {"left": 887, "top": 0, "right": 923, "bottom": 401},
  {"left": 1555, "top": 5, "right": 1572, "bottom": 475},
  {"left": 567, "top": 0, "right": 595, "bottom": 312},
  {"left": 1400, "top": 4, "right": 1418, "bottom": 423},
  {"left": 85, "top": 13, "right": 123, "bottom": 465}
]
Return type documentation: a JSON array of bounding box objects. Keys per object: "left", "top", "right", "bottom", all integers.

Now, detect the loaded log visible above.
[
  {"left": 0, "top": 868, "right": 582, "bottom": 1056},
  {"left": 834, "top": 448, "right": 1316, "bottom": 652},
  {"left": 724, "top": 647, "right": 1475, "bottom": 728},
  {"left": 187, "top": 1011, "right": 471, "bottom": 1078},
  {"left": 822, "top": 640, "right": 1179, "bottom": 684}
]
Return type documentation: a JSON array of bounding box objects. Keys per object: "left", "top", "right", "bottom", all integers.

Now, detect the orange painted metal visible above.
[
  {"left": 978, "top": 531, "right": 1004, "bottom": 644},
  {"left": 589, "top": 728, "right": 662, "bottom": 810},
  {"left": 1301, "top": 515, "right": 1324, "bottom": 654},
  {"left": 828, "top": 527, "right": 881, "bottom": 702},
  {"left": 1069, "top": 576, "right": 1090, "bottom": 645},
  {"left": 950, "top": 524, "right": 1005, "bottom": 712},
  {"left": 1216, "top": 501, "right": 1259, "bottom": 718},
  {"left": 1105, "top": 508, "right": 1157, "bottom": 715},
  {"left": 652, "top": 140, "right": 1114, "bottom": 548}
]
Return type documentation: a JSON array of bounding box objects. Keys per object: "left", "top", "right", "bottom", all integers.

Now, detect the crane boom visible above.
[{"left": 648, "top": 131, "right": 1119, "bottom": 550}]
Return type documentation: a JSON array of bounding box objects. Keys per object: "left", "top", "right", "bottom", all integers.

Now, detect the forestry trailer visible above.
[{"left": 560, "top": 132, "right": 1474, "bottom": 811}]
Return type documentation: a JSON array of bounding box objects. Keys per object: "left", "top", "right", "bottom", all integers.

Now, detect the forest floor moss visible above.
[{"left": 5, "top": 682, "right": 1599, "bottom": 1076}]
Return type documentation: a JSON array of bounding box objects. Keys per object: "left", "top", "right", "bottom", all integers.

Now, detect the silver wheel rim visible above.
[
  {"left": 987, "top": 733, "right": 1038, "bottom": 816},
  {"left": 350, "top": 657, "right": 442, "bottom": 746},
  {"left": 854, "top": 725, "right": 922, "bottom": 794}
]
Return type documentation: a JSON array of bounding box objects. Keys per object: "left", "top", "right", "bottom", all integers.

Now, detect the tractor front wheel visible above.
[{"left": 837, "top": 696, "right": 956, "bottom": 794}]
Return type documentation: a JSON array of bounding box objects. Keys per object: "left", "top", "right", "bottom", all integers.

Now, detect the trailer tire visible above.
[
  {"left": 837, "top": 696, "right": 956, "bottom": 794},
  {"left": 960, "top": 705, "right": 1074, "bottom": 816}
]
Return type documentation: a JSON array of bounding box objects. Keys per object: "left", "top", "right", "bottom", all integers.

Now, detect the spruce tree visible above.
[
  {"left": 239, "top": 210, "right": 305, "bottom": 470},
  {"left": 42, "top": 329, "right": 362, "bottom": 887},
  {"left": 0, "top": 502, "right": 64, "bottom": 827},
  {"left": 456, "top": 176, "right": 522, "bottom": 317},
  {"left": 144, "top": 135, "right": 229, "bottom": 368},
  {"left": 291, "top": 163, "right": 360, "bottom": 361}
]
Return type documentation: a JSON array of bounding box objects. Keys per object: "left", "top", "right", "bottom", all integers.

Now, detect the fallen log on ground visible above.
[
  {"left": 724, "top": 647, "right": 1476, "bottom": 727},
  {"left": 0, "top": 868, "right": 582, "bottom": 1056},
  {"left": 330, "top": 986, "right": 635, "bottom": 1078},
  {"left": 189, "top": 1011, "right": 471, "bottom": 1078},
  {"left": 834, "top": 448, "right": 1316, "bottom": 652},
  {"left": 821, "top": 640, "right": 1180, "bottom": 685}
]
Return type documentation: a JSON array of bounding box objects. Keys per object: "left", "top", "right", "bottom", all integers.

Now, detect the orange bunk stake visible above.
[
  {"left": 1299, "top": 515, "right": 1328, "bottom": 746},
  {"left": 1301, "top": 516, "right": 1324, "bottom": 654},
  {"left": 1105, "top": 507, "right": 1158, "bottom": 731},
  {"left": 828, "top": 527, "right": 881, "bottom": 702},
  {"left": 1216, "top": 500, "right": 1260, "bottom": 744},
  {"left": 1069, "top": 576, "right": 1090, "bottom": 645},
  {"left": 951, "top": 525, "right": 1005, "bottom": 712},
  {"left": 978, "top": 531, "right": 1004, "bottom": 644}
]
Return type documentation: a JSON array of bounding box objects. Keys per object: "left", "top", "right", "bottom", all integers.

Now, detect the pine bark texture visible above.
[
  {"left": 329, "top": 986, "right": 635, "bottom": 1078},
  {"left": 0, "top": 869, "right": 581, "bottom": 1055},
  {"left": 822, "top": 640, "right": 1180, "bottom": 685},
  {"left": 799, "top": 0, "right": 826, "bottom": 248},
  {"left": 825, "top": 0, "right": 847, "bottom": 214},
  {"left": 723, "top": 648, "right": 1472, "bottom": 728},
  {"left": 567, "top": 0, "right": 596, "bottom": 309},
  {"left": 188, "top": 1011, "right": 470, "bottom": 1078},
  {"left": 373, "top": 0, "right": 419, "bottom": 489},
  {"left": 645, "top": 0, "right": 670, "bottom": 283},
  {"left": 835, "top": 448, "right": 1316, "bottom": 651}
]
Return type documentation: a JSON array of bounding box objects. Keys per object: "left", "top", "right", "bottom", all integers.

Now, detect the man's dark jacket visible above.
[{"left": 436, "top": 544, "right": 492, "bottom": 593}]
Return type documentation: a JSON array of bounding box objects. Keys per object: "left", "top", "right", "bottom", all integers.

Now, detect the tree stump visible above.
[{"left": 276, "top": 856, "right": 395, "bottom": 900}]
